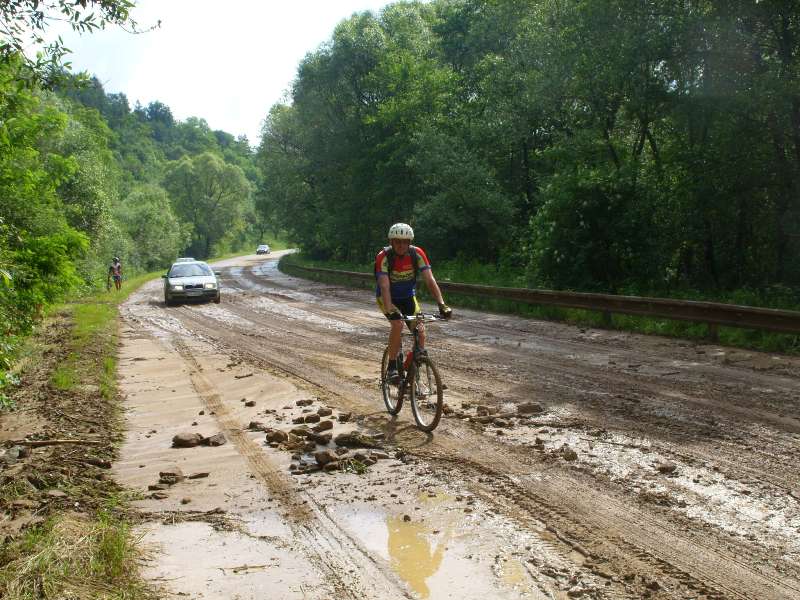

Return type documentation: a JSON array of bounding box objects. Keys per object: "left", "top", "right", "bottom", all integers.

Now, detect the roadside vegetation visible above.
[
  {"left": 260, "top": 1, "right": 800, "bottom": 345},
  {"left": 0, "top": 273, "right": 160, "bottom": 598}
]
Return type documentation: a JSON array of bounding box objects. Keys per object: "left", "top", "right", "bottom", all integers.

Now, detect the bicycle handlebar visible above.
[{"left": 400, "top": 313, "right": 446, "bottom": 323}]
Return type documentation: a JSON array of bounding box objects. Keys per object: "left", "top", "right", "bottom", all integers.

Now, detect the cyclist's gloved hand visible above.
[{"left": 438, "top": 303, "right": 452, "bottom": 319}]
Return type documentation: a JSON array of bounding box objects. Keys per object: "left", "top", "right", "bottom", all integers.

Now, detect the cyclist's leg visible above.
[
  {"left": 408, "top": 296, "right": 426, "bottom": 349},
  {"left": 377, "top": 298, "right": 404, "bottom": 361}
]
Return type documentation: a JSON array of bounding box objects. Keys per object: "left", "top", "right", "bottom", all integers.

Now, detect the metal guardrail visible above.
[{"left": 285, "top": 264, "right": 800, "bottom": 335}]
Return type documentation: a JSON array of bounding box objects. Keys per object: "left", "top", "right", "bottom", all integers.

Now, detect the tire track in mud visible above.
[
  {"left": 164, "top": 303, "right": 800, "bottom": 600},
  {"left": 166, "top": 337, "right": 411, "bottom": 600},
  {"left": 132, "top": 262, "right": 800, "bottom": 599},
  {"left": 193, "top": 278, "right": 800, "bottom": 501}
]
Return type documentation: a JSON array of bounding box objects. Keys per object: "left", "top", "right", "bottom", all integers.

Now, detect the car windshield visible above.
[{"left": 169, "top": 263, "right": 212, "bottom": 278}]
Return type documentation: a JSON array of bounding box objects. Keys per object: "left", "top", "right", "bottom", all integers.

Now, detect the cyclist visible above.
[
  {"left": 375, "top": 223, "right": 451, "bottom": 384},
  {"left": 108, "top": 256, "right": 123, "bottom": 291}
]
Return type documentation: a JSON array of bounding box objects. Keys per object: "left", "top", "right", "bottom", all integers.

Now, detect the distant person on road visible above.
[
  {"left": 375, "top": 223, "right": 451, "bottom": 384},
  {"left": 108, "top": 257, "right": 123, "bottom": 291}
]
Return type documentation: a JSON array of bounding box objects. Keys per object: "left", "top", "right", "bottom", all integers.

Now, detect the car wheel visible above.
[
  {"left": 213, "top": 294, "right": 221, "bottom": 304},
  {"left": 165, "top": 294, "right": 172, "bottom": 307}
]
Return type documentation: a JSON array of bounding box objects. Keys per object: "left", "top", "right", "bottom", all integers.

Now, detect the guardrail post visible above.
[{"left": 707, "top": 323, "right": 719, "bottom": 342}]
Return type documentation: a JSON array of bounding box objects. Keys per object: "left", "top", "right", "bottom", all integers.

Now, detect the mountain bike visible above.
[{"left": 380, "top": 313, "right": 446, "bottom": 432}]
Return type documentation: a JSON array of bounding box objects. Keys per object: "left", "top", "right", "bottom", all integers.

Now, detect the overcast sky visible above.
[{"left": 55, "top": 0, "right": 395, "bottom": 144}]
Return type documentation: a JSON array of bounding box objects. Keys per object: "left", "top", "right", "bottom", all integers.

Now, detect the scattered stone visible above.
[
  {"left": 188, "top": 472, "right": 209, "bottom": 479},
  {"left": 317, "top": 407, "right": 332, "bottom": 417},
  {"left": 334, "top": 432, "right": 382, "bottom": 449},
  {"left": 656, "top": 461, "right": 677, "bottom": 474},
  {"left": 150, "top": 492, "right": 169, "bottom": 500},
  {"left": 338, "top": 412, "right": 352, "bottom": 423},
  {"left": 335, "top": 447, "right": 350, "bottom": 456},
  {"left": 323, "top": 461, "right": 340, "bottom": 472},
  {"left": 46, "top": 489, "right": 67, "bottom": 498},
  {"left": 296, "top": 399, "right": 314, "bottom": 407},
  {"left": 371, "top": 451, "right": 390, "bottom": 460},
  {"left": 199, "top": 410, "right": 205, "bottom": 415},
  {"left": 292, "top": 416, "right": 306, "bottom": 424},
  {"left": 159, "top": 467, "right": 185, "bottom": 485},
  {"left": 234, "top": 373, "right": 253, "bottom": 379},
  {"left": 560, "top": 444, "right": 578, "bottom": 461},
  {"left": 244, "top": 400, "right": 256, "bottom": 407},
  {"left": 290, "top": 426, "right": 311, "bottom": 437},
  {"left": 265, "top": 430, "right": 289, "bottom": 443},
  {"left": 313, "top": 420, "right": 333, "bottom": 432},
  {"left": 308, "top": 432, "right": 332, "bottom": 445},
  {"left": 180, "top": 497, "right": 192, "bottom": 505},
  {"left": 314, "top": 449, "right": 338, "bottom": 466},
  {"left": 534, "top": 437, "right": 545, "bottom": 449},
  {"left": 248, "top": 421, "right": 266, "bottom": 431},
  {"left": 304, "top": 414, "right": 321, "bottom": 424},
  {"left": 203, "top": 433, "right": 227, "bottom": 447},
  {"left": 493, "top": 418, "right": 510, "bottom": 428},
  {"left": 191, "top": 421, "right": 198, "bottom": 426},
  {"left": 172, "top": 433, "right": 204, "bottom": 448},
  {"left": 443, "top": 404, "right": 453, "bottom": 415},
  {"left": 403, "top": 514, "right": 411, "bottom": 522},
  {"left": 518, "top": 402, "right": 544, "bottom": 415}
]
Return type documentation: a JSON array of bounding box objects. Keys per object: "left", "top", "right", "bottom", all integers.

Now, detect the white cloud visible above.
[{"left": 56, "top": 0, "right": 394, "bottom": 143}]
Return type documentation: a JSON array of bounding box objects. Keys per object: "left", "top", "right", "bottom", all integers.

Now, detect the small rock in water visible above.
[
  {"left": 313, "top": 420, "right": 333, "bottom": 432},
  {"left": 265, "top": 429, "right": 289, "bottom": 443}
]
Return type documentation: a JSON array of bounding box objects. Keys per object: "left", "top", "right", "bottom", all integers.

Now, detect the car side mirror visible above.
[
  {"left": 161, "top": 274, "right": 168, "bottom": 279},
  {"left": 214, "top": 271, "right": 221, "bottom": 276}
]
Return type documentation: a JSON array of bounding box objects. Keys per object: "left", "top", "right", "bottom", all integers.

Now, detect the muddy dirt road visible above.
[{"left": 115, "top": 252, "right": 800, "bottom": 599}]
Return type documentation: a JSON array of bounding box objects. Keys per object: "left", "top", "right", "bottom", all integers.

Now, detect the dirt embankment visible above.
[{"left": 30, "top": 251, "right": 800, "bottom": 599}]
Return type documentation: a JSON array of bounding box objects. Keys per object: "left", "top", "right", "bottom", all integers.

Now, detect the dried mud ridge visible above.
[{"left": 116, "top": 256, "right": 800, "bottom": 599}]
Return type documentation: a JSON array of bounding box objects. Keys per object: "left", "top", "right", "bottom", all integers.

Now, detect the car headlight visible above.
[
  {"left": 172, "top": 285, "right": 183, "bottom": 291},
  {"left": 204, "top": 283, "right": 216, "bottom": 289}
]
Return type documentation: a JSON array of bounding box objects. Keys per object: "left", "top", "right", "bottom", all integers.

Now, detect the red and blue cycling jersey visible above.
[{"left": 374, "top": 246, "right": 431, "bottom": 299}]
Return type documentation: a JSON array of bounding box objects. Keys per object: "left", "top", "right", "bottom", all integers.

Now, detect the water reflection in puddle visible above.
[{"left": 331, "top": 491, "right": 538, "bottom": 599}]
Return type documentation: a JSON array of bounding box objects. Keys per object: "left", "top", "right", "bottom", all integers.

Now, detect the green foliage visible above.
[
  {"left": 164, "top": 152, "right": 253, "bottom": 258},
  {"left": 115, "top": 185, "right": 187, "bottom": 271},
  {"left": 259, "top": 0, "right": 800, "bottom": 306}
]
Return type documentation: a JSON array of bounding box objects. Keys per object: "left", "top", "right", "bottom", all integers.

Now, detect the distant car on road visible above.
[
  {"left": 163, "top": 260, "right": 220, "bottom": 306},
  {"left": 256, "top": 244, "right": 271, "bottom": 255}
]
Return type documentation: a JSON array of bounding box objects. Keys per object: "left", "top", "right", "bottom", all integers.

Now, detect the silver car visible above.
[{"left": 163, "top": 261, "right": 221, "bottom": 306}]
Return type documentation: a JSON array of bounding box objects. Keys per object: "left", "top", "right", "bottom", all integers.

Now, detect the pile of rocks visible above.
[
  {"left": 447, "top": 401, "right": 546, "bottom": 430},
  {"left": 171, "top": 431, "right": 228, "bottom": 448}
]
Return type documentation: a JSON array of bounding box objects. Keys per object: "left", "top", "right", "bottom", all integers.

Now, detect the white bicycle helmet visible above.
[{"left": 388, "top": 222, "right": 414, "bottom": 240}]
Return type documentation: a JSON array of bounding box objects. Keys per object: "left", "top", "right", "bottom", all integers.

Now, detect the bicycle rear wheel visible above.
[
  {"left": 381, "top": 347, "right": 404, "bottom": 415},
  {"left": 410, "top": 356, "right": 443, "bottom": 432}
]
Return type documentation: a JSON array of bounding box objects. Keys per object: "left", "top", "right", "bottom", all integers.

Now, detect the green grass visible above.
[
  {"left": 0, "top": 512, "right": 152, "bottom": 600},
  {"left": 280, "top": 252, "right": 800, "bottom": 354},
  {"left": 50, "top": 363, "right": 77, "bottom": 391}
]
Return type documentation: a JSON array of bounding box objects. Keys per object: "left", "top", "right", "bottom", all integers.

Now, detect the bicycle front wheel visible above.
[
  {"left": 381, "top": 347, "right": 404, "bottom": 416},
  {"left": 410, "top": 356, "right": 443, "bottom": 432}
]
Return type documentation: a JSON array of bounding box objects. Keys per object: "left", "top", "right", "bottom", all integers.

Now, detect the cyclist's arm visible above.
[
  {"left": 421, "top": 269, "right": 445, "bottom": 306},
  {"left": 377, "top": 274, "right": 396, "bottom": 314}
]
